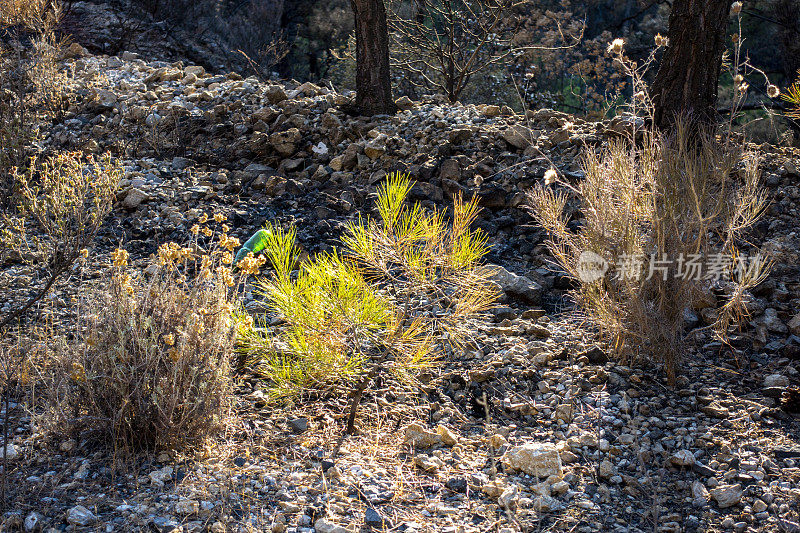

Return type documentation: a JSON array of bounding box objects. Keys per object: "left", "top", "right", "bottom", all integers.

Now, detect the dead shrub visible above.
[
  {"left": 526, "top": 34, "right": 772, "bottom": 383},
  {"left": 50, "top": 219, "right": 244, "bottom": 452},
  {"left": 528, "top": 124, "right": 769, "bottom": 382}
]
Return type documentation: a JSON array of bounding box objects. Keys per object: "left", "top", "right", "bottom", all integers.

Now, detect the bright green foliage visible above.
[
  {"left": 783, "top": 75, "right": 800, "bottom": 120},
  {"left": 239, "top": 172, "right": 498, "bottom": 400}
]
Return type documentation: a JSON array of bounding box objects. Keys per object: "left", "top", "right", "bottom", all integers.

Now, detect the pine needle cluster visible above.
[{"left": 238, "top": 172, "right": 498, "bottom": 402}]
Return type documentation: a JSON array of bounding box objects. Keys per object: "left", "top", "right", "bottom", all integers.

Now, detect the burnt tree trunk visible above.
[
  {"left": 351, "top": 0, "right": 397, "bottom": 115},
  {"left": 651, "top": 0, "right": 733, "bottom": 131}
]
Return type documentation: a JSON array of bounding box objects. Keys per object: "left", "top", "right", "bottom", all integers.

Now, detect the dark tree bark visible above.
[
  {"left": 651, "top": 0, "right": 733, "bottom": 131},
  {"left": 774, "top": 0, "right": 800, "bottom": 80},
  {"left": 350, "top": 0, "right": 397, "bottom": 115}
]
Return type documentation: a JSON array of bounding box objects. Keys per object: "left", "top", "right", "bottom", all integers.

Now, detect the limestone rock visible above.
[
  {"left": 404, "top": 423, "right": 441, "bottom": 448},
  {"left": 490, "top": 265, "right": 542, "bottom": 304},
  {"left": 710, "top": 484, "right": 742, "bottom": 508},
  {"left": 502, "top": 442, "right": 562, "bottom": 477},
  {"left": 67, "top": 505, "right": 96, "bottom": 526},
  {"left": 314, "top": 518, "right": 349, "bottom": 533},
  {"left": 265, "top": 85, "right": 288, "bottom": 104},
  {"left": 502, "top": 125, "right": 537, "bottom": 149}
]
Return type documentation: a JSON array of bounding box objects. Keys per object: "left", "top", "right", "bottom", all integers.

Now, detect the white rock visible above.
[
  {"left": 314, "top": 517, "right": 349, "bottom": 533},
  {"left": 670, "top": 450, "right": 696, "bottom": 467},
  {"left": 175, "top": 499, "right": 199, "bottom": 515},
  {"left": 2, "top": 443, "right": 19, "bottom": 461},
  {"left": 710, "top": 483, "right": 743, "bottom": 508},
  {"left": 67, "top": 505, "right": 96, "bottom": 526},
  {"left": 311, "top": 141, "right": 328, "bottom": 156},
  {"left": 692, "top": 481, "right": 709, "bottom": 503},
  {"left": 764, "top": 374, "right": 789, "bottom": 388},
  {"left": 502, "top": 442, "right": 562, "bottom": 477},
  {"left": 404, "top": 423, "right": 441, "bottom": 448}
]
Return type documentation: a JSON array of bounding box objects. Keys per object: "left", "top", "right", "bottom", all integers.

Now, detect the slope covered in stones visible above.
[{"left": 2, "top": 47, "right": 800, "bottom": 533}]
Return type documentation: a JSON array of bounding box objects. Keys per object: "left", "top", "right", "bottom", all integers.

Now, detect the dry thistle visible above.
[{"left": 607, "top": 38, "right": 624, "bottom": 55}]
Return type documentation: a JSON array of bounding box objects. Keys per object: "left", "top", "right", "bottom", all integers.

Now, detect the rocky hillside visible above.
[{"left": 2, "top": 46, "right": 800, "bottom": 533}]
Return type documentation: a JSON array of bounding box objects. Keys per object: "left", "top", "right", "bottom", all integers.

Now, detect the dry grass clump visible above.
[
  {"left": 0, "top": 0, "right": 67, "bottom": 199},
  {"left": 50, "top": 219, "right": 245, "bottom": 452},
  {"left": 528, "top": 123, "right": 769, "bottom": 382},
  {"left": 238, "top": 173, "right": 497, "bottom": 429},
  {"left": 527, "top": 34, "right": 771, "bottom": 383}
]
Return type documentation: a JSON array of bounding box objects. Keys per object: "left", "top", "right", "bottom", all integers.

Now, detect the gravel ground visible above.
[{"left": 1, "top": 46, "right": 799, "bottom": 532}]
